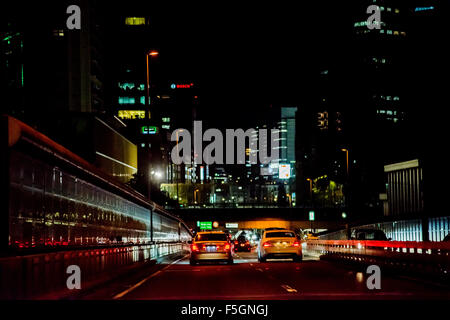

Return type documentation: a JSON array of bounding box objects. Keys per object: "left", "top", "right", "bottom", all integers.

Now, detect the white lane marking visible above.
[
  {"left": 281, "top": 284, "right": 298, "bottom": 293},
  {"left": 112, "top": 254, "right": 188, "bottom": 299}
]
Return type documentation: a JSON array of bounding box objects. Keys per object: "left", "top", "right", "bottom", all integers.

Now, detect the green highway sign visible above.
[
  {"left": 198, "top": 221, "right": 213, "bottom": 230},
  {"left": 309, "top": 211, "right": 315, "bottom": 221}
]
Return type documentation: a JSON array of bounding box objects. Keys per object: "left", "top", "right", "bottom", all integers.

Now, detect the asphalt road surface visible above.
[{"left": 81, "top": 249, "right": 450, "bottom": 300}]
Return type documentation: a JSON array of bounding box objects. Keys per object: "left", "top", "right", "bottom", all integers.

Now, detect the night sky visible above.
[{"left": 115, "top": 1, "right": 356, "bottom": 125}]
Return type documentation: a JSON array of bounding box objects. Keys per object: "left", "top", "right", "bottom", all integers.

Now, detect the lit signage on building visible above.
[
  {"left": 141, "top": 126, "right": 158, "bottom": 134},
  {"left": 170, "top": 82, "right": 194, "bottom": 89},
  {"left": 118, "top": 110, "right": 146, "bottom": 120},
  {"left": 200, "top": 166, "right": 204, "bottom": 181},
  {"left": 415, "top": 6, "right": 434, "bottom": 12},
  {"left": 125, "top": 17, "right": 146, "bottom": 25},
  {"left": 279, "top": 164, "right": 291, "bottom": 179}
]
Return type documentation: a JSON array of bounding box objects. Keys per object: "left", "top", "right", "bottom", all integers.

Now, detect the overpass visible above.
[
  {"left": 173, "top": 207, "right": 349, "bottom": 231},
  {"left": 171, "top": 207, "right": 382, "bottom": 231}
]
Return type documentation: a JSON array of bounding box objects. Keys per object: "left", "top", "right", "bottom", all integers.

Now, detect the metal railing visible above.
[
  {"left": 319, "top": 216, "right": 450, "bottom": 242},
  {"left": 0, "top": 241, "right": 190, "bottom": 299},
  {"left": 306, "top": 240, "right": 450, "bottom": 281}
]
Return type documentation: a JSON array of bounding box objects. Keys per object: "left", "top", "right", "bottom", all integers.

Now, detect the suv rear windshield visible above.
[
  {"left": 195, "top": 233, "right": 228, "bottom": 241},
  {"left": 355, "top": 230, "right": 387, "bottom": 240},
  {"left": 265, "top": 232, "right": 296, "bottom": 238}
]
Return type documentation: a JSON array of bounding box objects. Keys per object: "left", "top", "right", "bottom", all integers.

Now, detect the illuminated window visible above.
[
  {"left": 53, "top": 29, "right": 64, "bottom": 37},
  {"left": 387, "top": 30, "right": 392, "bottom": 35},
  {"left": 393, "top": 96, "right": 400, "bottom": 101},
  {"left": 395, "top": 8, "right": 400, "bottom": 14},
  {"left": 125, "top": 17, "right": 146, "bottom": 25},
  {"left": 162, "top": 124, "right": 170, "bottom": 130},
  {"left": 118, "top": 110, "right": 146, "bottom": 119},
  {"left": 141, "top": 126, "right": 158, "bottom": 135},
  {"left": 386, "top": 110, "right": 393, "bottom": 115},
  {"left": 140, "top": 96, "right": 145, "bottom": 104},
  {"left": 138, "top": 84, "right": 145, "bottom": 91},
  {"left": 162, "top": 117, "right": 171, "bottom": 123},
  {"left": 354, "top": 21, "right": 368, "bottom": 28},
  {"left": 118, "top": 82, "right": 135, "bottom": 90},
  {"left": 118, "top": 97, "right": 135, "bottom": 104}
]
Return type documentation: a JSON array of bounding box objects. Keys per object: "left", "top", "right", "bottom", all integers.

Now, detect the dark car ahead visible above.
[
  {"left": 352, "top": 228, "right": 389, "bottom": 241},
  {"left": 189, "top": 231, "right": 233, "bottom": 265},
  {"left": 234, "top": 235, "right": 251, "bottom": 252}
]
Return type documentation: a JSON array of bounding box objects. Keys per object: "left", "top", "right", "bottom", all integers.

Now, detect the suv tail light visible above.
[
  {"left": 225, "top": 244, "right": 231, "bottom": 251},
  {"left": 292, "top": 241, "right": 300, "bottom": 247},
  {"left": 263, "top": 242, "right": 273, "bottom": 247},
  {"left": 191, "top": 244, "right": 199, "bottom": 252}
]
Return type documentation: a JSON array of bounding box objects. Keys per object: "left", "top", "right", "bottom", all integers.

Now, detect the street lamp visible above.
[
  {"left": 145, "top": 50, "right": 159, "bottom": 203},
  {"left": 306, "top": 178, "right": 313, "bottom": 199},
  {"left": 341, "top": 148, "right": 349, "bottom": 176},
  {"left": 146, "top": 50, "right": 159, "bottom": 113}
]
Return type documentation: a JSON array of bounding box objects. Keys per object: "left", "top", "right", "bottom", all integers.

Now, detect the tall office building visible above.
[
  {"left": 280, "top": 107, "right": 297, "bottom": 165},
  {"left": 338, "top": 0, "right": 443, "bottom": 215},
  {"left": 1, "top": 1, "right": 138, "bottom": 184},
  {"left": 1, "top": 0, "right": 105, "bottom": 119}
]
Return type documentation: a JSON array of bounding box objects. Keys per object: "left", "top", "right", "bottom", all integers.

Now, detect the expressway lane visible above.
[{"left": 90, "top": 250, "right": 450, "bottom": 300}]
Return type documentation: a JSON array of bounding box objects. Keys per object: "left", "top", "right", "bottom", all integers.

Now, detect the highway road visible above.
[{"left": 79, "top": 249, "right": 450, "bottom": 300}]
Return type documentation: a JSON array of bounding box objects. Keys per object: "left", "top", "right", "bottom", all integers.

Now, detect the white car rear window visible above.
[{"left": 265, "top": 232, "right": 295, "bottom": 238}]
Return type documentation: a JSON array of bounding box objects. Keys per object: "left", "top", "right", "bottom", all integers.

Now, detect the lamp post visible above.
[
  {"left": 146, "top": 50, "right": 159, "bottom": 115},
  {"left": 306, "top": 178, "right": 313, "bottom": 202},
  {"left": 145, "top": 50, "right": 159, "bottom": 203},
  {"left": 341, "top": 148, "right": 350, "bottom": 213},
  {"left": 341, "top": 148, "right": 349, "bottom": 177}
]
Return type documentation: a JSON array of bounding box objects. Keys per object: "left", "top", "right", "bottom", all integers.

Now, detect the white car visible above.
[{"left": 257, "top": 229, "right": 302, "bottom": 262}]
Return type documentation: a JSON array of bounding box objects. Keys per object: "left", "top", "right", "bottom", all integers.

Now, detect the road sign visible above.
[
  {"left": 309, "top": 211, "right": 315, "bottom": 221},
  {"left": 198, "top": 221, "right": 212, "bottom": 230},
  {"left": 225, "top": 223, "right": 239, "bottom": 229}
]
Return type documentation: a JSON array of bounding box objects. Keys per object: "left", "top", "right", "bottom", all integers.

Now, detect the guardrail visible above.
[
  {"left": 306, "top": 240, "right": 450, "bottom": 282},
  {"left": 0, "top": 241, "right": 190, "bottom": 299}
]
